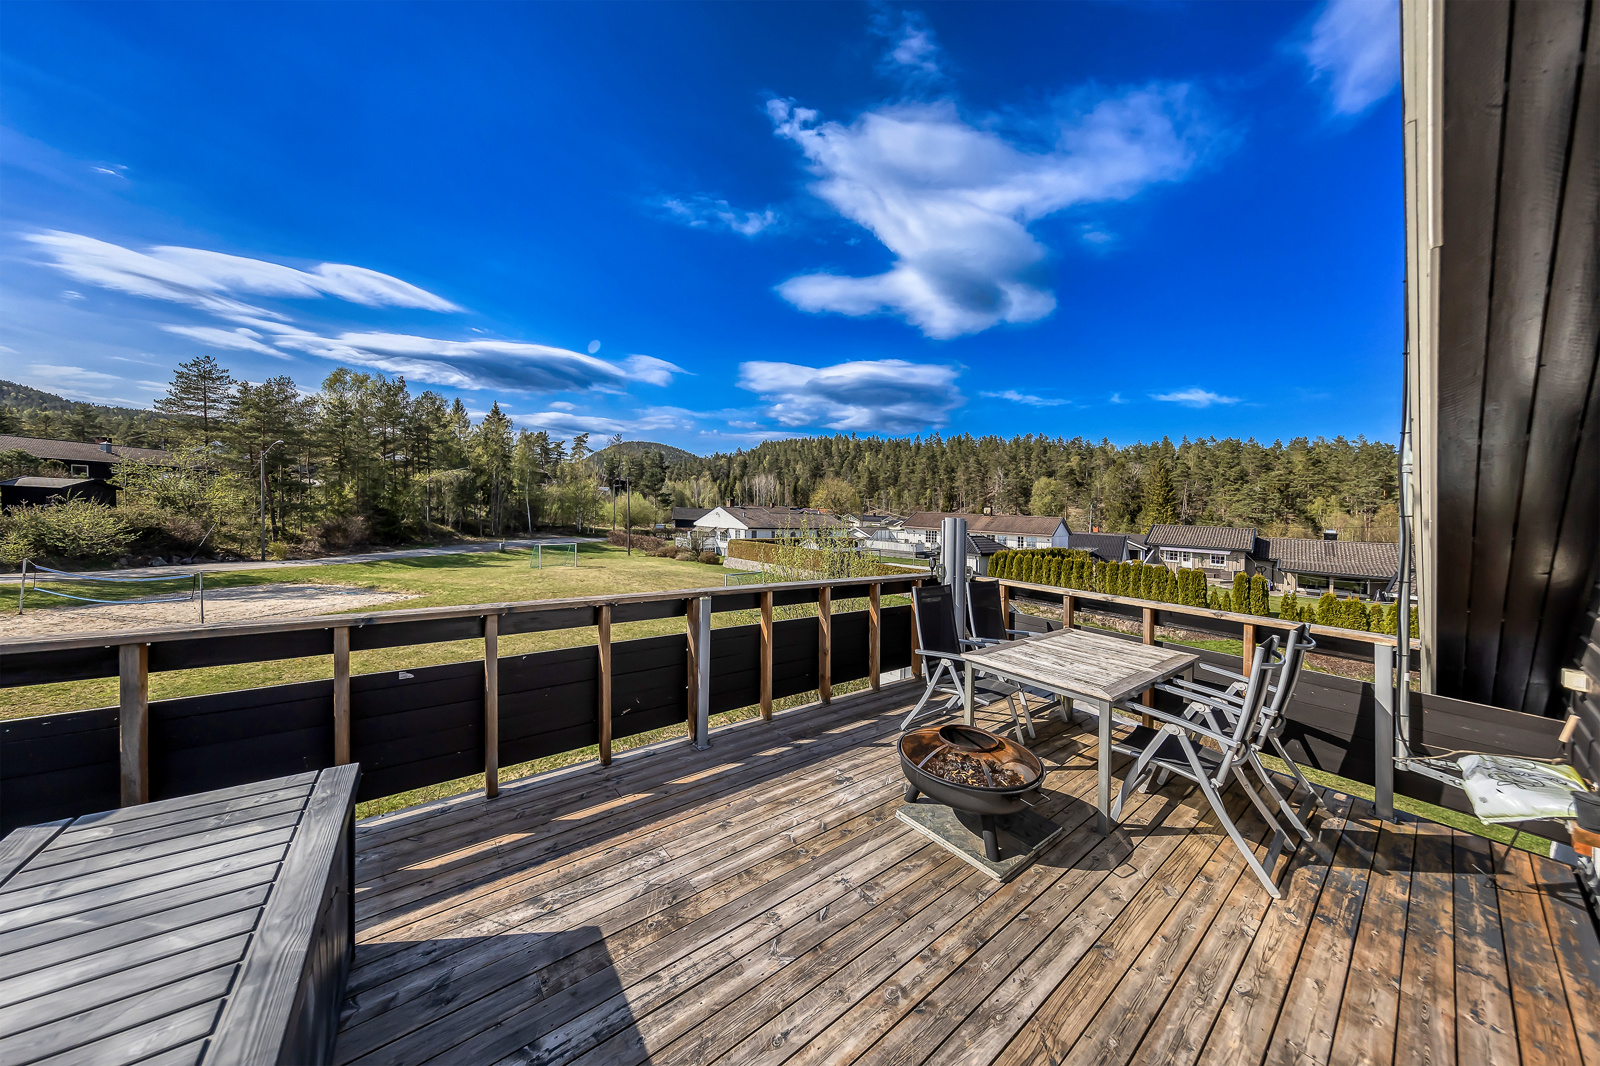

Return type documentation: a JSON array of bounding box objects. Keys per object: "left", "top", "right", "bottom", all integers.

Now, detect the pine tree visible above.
[
  {"left": 156, "top": 354, "right": 236, "bottom": 442},
  {"left": 1232, "top": 572, "right": 1250, "bottom": 612},
  {"left": 1139, "top": 455, "right": 1178, "bottom": 528}
]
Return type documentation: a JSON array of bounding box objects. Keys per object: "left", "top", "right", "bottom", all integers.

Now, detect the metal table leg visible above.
[
  {"left": 1095, "top": 696, "right": 1112, "bottom": 835},
  {"left": 963, "top": 663, "right": 975, "bottom": 725}
]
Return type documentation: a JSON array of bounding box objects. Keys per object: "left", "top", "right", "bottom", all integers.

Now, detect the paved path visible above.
[{"left": 1, "top": 536, "right": 604, "bottom": 583}]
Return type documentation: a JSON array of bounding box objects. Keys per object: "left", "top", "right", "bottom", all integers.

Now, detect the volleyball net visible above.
[{"left": 17, "top": 559, "right": 207, "bottom": 621}]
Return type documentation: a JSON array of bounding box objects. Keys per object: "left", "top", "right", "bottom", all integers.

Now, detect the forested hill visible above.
[
  {"left": 671, "top": 434, "right": 1400, "bottom": 541},
  {"left": 588, "top": 440, "right": 699, "bottom": 466},
  {"left": 0, "top": 380, "right": 166, "bottom": 446}
]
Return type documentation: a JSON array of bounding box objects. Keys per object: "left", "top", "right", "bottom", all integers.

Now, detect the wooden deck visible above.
[{"left": 335, "top": 680, "right": 1600, "bottom": 1066}]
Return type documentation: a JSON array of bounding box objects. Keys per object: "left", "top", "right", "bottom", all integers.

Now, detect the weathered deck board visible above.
[{"left": 332, "top": 679, "right": 1596, "bottom": 1066}]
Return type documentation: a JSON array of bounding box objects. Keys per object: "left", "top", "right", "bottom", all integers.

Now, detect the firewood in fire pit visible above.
[{"left": 923, "top": 750, "right": 1027, "bottom": 788}]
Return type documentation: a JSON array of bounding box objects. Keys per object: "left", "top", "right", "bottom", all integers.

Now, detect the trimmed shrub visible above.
[
  {"left": 1207, "top": 588, "right": 1221, "bottom": 610},
  {"left": 1232, "top": 572, "right": 1250, "bottom": 612},
  {"left": 1315, "top": 591, "right": 1339, "bottom": 626},
  {"left": 1279, "top": 593, "right": 1300, "bottom": 622},
  {"left": 1250, "top": 574, "right": 1269, "bottom": 615},
  {"left": 1220, "top": 590, "right": 1232, "bottom": 612},
  {"left": 675, "top": 550, "right": 697, "bottom": 561},
  {"left": 698, "top": 551, "right": 720, "bottom": 565},
  {"left": 653, "top": 545, "right": 678, "bottom": 558}
]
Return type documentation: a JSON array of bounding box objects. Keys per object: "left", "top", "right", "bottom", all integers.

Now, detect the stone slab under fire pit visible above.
[{"left": 897, "top": 801, "right": 1065, "bottom": 882}]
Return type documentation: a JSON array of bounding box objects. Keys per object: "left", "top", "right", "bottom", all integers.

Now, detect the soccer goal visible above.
[
  {"left": 17, "top": 559, "right": 208, "bottom": 622},
  {"left": 530, "top": 541, "right": 580, "bottom": 569}
]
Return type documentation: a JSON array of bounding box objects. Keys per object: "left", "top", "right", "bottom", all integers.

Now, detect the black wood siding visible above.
[{"left": 1433, "top": 0, "right": 1600, "bottom": 716}]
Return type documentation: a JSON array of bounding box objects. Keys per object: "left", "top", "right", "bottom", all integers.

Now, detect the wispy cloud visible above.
[
  {"left": 1109, "top": 392, "right": 1127, "bottom": 404},
  {"left": 19, "top": 363, "right": 155, "bottom": 406},
  {"left": 26, "top": 231, "right": 684, "bottom": 395},
  {"left": 27, "top": 231, "right": 460, "bottom": 316},
  {"left": 662, "top": 196, "right": 778, "bottom": 236},
  {"left": 1151, "top": 386, "right": 1239, "bottom": 408},
  {"left": 1301, "top": 0, "right": 1400, "bottom": 115},
  {"left": 737, "top": 358, "right": 962, "bottom": 432},
  {"left": 768, "top": 84, "right": 1207, "bottom": 338},
  {"left": 980, "top": 389, "right": 1068, "bottom": 407},
  {"left": 870, "top": 7, "right": 944, "bottom": 84}
]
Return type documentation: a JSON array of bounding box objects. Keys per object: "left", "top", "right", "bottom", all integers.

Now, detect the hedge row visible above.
[{"left": 1279, "top": 590, "right": 1418, "bottom": 634}]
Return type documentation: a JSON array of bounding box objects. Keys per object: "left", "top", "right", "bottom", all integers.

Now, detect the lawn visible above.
[{"left": 1, "top": 542, "right": 890, "bottom": 720}]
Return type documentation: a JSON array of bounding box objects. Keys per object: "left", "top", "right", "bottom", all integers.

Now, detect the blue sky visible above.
[{"left": 0, "top": 0, "right": 1403, "bottom": 453}]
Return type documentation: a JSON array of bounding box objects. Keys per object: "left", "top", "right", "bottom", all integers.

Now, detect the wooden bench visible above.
[{"left": 0, "top": 764, "right": 359, "bottom": 1066}]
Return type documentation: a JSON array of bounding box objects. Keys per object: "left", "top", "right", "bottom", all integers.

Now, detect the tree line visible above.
[{"left": 667, "top": 430, "right": 1399, "bottom": 541}]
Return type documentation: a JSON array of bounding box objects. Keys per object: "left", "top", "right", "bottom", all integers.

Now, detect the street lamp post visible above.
[{"left": 259, "top": 439, "right": 284, "bottom": 561}]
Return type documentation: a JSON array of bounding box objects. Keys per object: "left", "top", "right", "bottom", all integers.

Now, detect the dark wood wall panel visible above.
[
  {"left": 1433, "top": 0, "right": 1600, "bottom": 714},
  {"left": 500, "top": 606, "right": 597, "bottom": 636},
  {"left": 497, "top": 645, "right": 600, "bottom": 766},
  {"left": 881, "top": 604, "right": 912, "bottom": 671},
  {"left": 1433, "top": 0, "right": 1512, "bottom": 696},
  {"left": 771, "top": 616, "right": 820, "bottom": 700},
  {"left": 150, "top": 680, "right": 334, "bottom": 800},
  {"left": 350, "top": 663, "right": 483, "bottom": 802},
  {"left": 709, "top": 626, "right": 760, "bottom": 715},
  {"left": 830, "top": 611, "right": 871, "bottom": 684},
  {"left": 0, "top": 644, "right": 118, "bottom": 688},
  {"left": 0, "top": 707, "right": 119, "bottom": 833},
  {"left": 349, "top": 616, "right": 485, "bottom": 652},
  {"left": 610, "top": 633, "right": 688, "bottom": 739}
]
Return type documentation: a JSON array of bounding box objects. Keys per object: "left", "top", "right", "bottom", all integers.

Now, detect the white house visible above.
[
  {"left": 693, "top": 506, "right": 847, "bottom": 553},
  {"left": 895, "top": 512, "right": 1071, "bottom": 552}
]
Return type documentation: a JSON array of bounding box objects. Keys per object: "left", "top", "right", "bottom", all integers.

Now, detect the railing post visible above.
[
  {"left": 1374, "top": 641, "right": 1396, "bottom": 822},
  {"left": 484, "top": 613, "right": 499, "bottom": 798},
  {"left": 909, "top": 590, "right": 922, "bottom": 679},
  {"left": 818, "top": 586, "right": 832, "bottom": 704},
  {"left": 1064, "top": 592, "right": 1075, "bottom": 631},
  {"left": 694, "top": 595, "right": 712, "bottom": 749},
  {"left": 868, "top": 583, "right": 881, "bottom": 691},
  {"left": 686, "top": 598, "right": 701, "bottom": 744},
  {"left": 999, "top": 582, "right": 1010, "bottom": 632},
  {"left": 760, "top": 590, "right": 774, "bottom": 719},
  {"left": 119, "top": 643, "right": 149, "bottom": 806},
  {"left": 333, "top": 627, "right": 351, "bottom": 765},
  {"left": 597, "top": 604, "right": 612, "bottom": 766},
  {"left": 1140, "top": 606, "right": 1156, "bottom": 721},
  {"left": 1242, "top": 622, "right": 1257, "bottom": 675}
]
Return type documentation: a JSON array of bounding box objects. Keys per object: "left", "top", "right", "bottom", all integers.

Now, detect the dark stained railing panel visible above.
[{"left": 0, "top": 706, "right": 119, "bottom": 831}]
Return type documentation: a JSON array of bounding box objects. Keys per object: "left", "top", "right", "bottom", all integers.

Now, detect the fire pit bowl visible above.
[{"left": 899, "top": 724, "right": 1045, "bottom": 860}]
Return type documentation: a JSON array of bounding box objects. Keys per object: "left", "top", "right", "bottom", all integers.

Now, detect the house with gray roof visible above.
[
  {"left": 0, "top": 434, "right": 172, "bottom": 482},
  {"left": 1266, "top": 535, "right": 1403, "bottom": 599},
  {"left": 898, "top": 511, "right": 1070, "bottom": 552},
  {"left": 692, "top": 505, "right": 846, "bottom": 553},
  {"left": 1144, "top": 524, "right": 1273, "bottom": 581}
]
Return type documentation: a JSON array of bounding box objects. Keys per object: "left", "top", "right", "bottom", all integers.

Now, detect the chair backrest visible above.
[
  {"left": 1253, "top": 623, "right": 1315, "bottom": 739},
  {"left": 912, "top": 585, "right": 963, "bottom": 658},
  {"left": 967, "top": 581, "right": 1008, "bottom": 642},
  {"left": 1222, "top": 635, "right": 1281, "bottom": 763}
]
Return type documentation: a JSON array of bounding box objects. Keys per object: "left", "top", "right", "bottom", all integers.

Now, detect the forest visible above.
[{"left": 0, "top": 359, "right": 1399, "bottom": 563}]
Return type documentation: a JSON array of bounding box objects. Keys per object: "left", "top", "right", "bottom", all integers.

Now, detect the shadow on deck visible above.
[{"left": 335, "top": 680, "right": 1600, "bottom": 1066}]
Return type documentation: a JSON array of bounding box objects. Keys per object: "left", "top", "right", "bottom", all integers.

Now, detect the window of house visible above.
[
  {"left": 1210, "top": 553, "right": 1228, "bottom": 566},
  {"left": 69, "top": 464, "right": 89, "bottom": 478}
]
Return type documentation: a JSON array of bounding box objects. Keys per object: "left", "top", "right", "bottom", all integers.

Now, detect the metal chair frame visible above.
[{"left": 903, "top": 585, "right": 1028, "bottom": 741}]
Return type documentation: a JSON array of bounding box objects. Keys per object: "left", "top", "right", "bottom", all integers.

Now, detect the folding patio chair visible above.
[
  {"left": 1110, "top": 636, "right": 1296, "bottom": 898},
  {"left": 1162, "top": 624, "right": 1329, "bottom": 839},
  {"left": 965, "top": 580, "right": 1051, "bottom": 737},
  {"left": 902, "top": 584, "right": 1029, "bottom": 740}
]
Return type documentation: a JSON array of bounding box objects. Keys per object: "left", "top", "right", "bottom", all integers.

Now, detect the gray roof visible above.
[
  {"left": 702, "top": 506, "right": 845, "bottom": 530},
  {"left": 1, "top": 476, "right": 106, "bottom": 488},
  {"left": 1267, "top": 537, "right": 1401, "bottom": 580},
  {"left": 1067, "top": 532, "right": 1134, "bottom": 562},
  {"left": 903, "top": 511, "right": 1066, "bottom": 536},
  {"left": 966, "top": 534, "right": 1005, "bottom": 555},
  {"left": 671, "top": 507, "right": 712, "bottom": 523},
  {"left": 1145, "top": 524, "right": 1262, "bottom": 553},
  {"left": 0, "top": 434, "right": 171, "bottom": 464}
]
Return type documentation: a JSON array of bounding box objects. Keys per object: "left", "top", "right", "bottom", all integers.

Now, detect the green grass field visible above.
[{"left": 1, "top": 543, "right": 885, "bottom": 720}]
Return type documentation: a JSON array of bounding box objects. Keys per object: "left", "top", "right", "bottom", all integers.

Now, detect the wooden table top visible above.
[{"left": 962, "top": 627, "right": 1198, "bottom": 704}]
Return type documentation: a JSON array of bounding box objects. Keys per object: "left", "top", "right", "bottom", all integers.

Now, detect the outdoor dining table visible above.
[{"left": 960, "top": 627, "right": 1200, "bottom": 835}]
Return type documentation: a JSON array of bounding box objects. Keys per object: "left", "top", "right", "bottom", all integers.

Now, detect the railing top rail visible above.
[
  {"left": 993, "top": 576, "right": 1420, "bottom": 652},
  {"left": 0, "top": 572, "right": 924, "bottom": 655}
]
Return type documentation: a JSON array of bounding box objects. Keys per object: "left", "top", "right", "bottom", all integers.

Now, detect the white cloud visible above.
[
  {"left": 870, "top": 8, "right": 944, "bottom": 81},
  {"left": 547, "top": 401, "right": 577, "bottom": 411},
  {"left": 18, "top": 364, "right": 151, "bottom": 406},
  {"left": 60, "top": 290, "right": 84, "bottom": 300},
  {"left": 160, "top": 325, "right": 290, "bottom": 358},
  {"left": 662, "top": 196, "right": 779, "bottom": 236},
  {"left": 737, "top": 358, "right": 962, "bottom": 432},
  {"left": 980, "top": 389, "right": 1068, "bottom": 407},
  {"left": 1302, "top": 0, "right": 1400, "bottom": 115},
  {"left": 1109, "top": 392, "right": 1127, "bottom": 404},
  {"left": 25, "top": 231, "right": 460, "bottom": 316},
  {"left": 1151, "top": 387, "right": 1239, "bottom": 408},
  {"left": 769, "top": 87, "right": 1204, "bottom": 338}
]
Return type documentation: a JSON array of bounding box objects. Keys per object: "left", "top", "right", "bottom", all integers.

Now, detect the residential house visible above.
[
  {"left": 897, "top": 512, "right": 1070, "bottom": 552},
  {"left": 964, "top": 534, "right": 1004, "bottom": 576},
  {"left": 1065, "top": 532, "right": 1142, "bottom": 563},
  {"left": 692, "top": 505, "right": 846, "bottom": 553},
  {"left": 1144, "top": 524, "right": 1272, "bottom": 581},
  {"left": 1266, "top": 534, "right": 1402, "bottom": 599},
  {"left": 0, "top": 435, "right": 171, "bottom": 481},
  {"left": 0, "top": 476, "right": 119, "bottom": 509}
]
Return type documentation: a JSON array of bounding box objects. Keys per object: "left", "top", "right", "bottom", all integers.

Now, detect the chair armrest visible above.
[
  {"left": 1004, "top": 628, "right": 1034, "bottom": 638},
  {"left": 960, "top": 637, "right": 1000, "bottom": 648},
  {"left": 1153, "top": 683, "right": 1246, "bottom": 719},
  {"left": 1114, "top": 701, "right": 1235, "bottom": 746},
  {"left": 1165, "top": 678, "right": 1246, "bottom": 707}
]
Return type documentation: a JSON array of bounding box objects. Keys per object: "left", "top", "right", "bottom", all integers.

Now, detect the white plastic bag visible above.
[{"left": 1458, "top": 754, "right": 1582, "bottom": 825}]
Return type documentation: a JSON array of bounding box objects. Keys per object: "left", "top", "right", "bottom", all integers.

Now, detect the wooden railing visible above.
[{"left": 0, "top": 575, "right": 923, "bottom": 832}]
